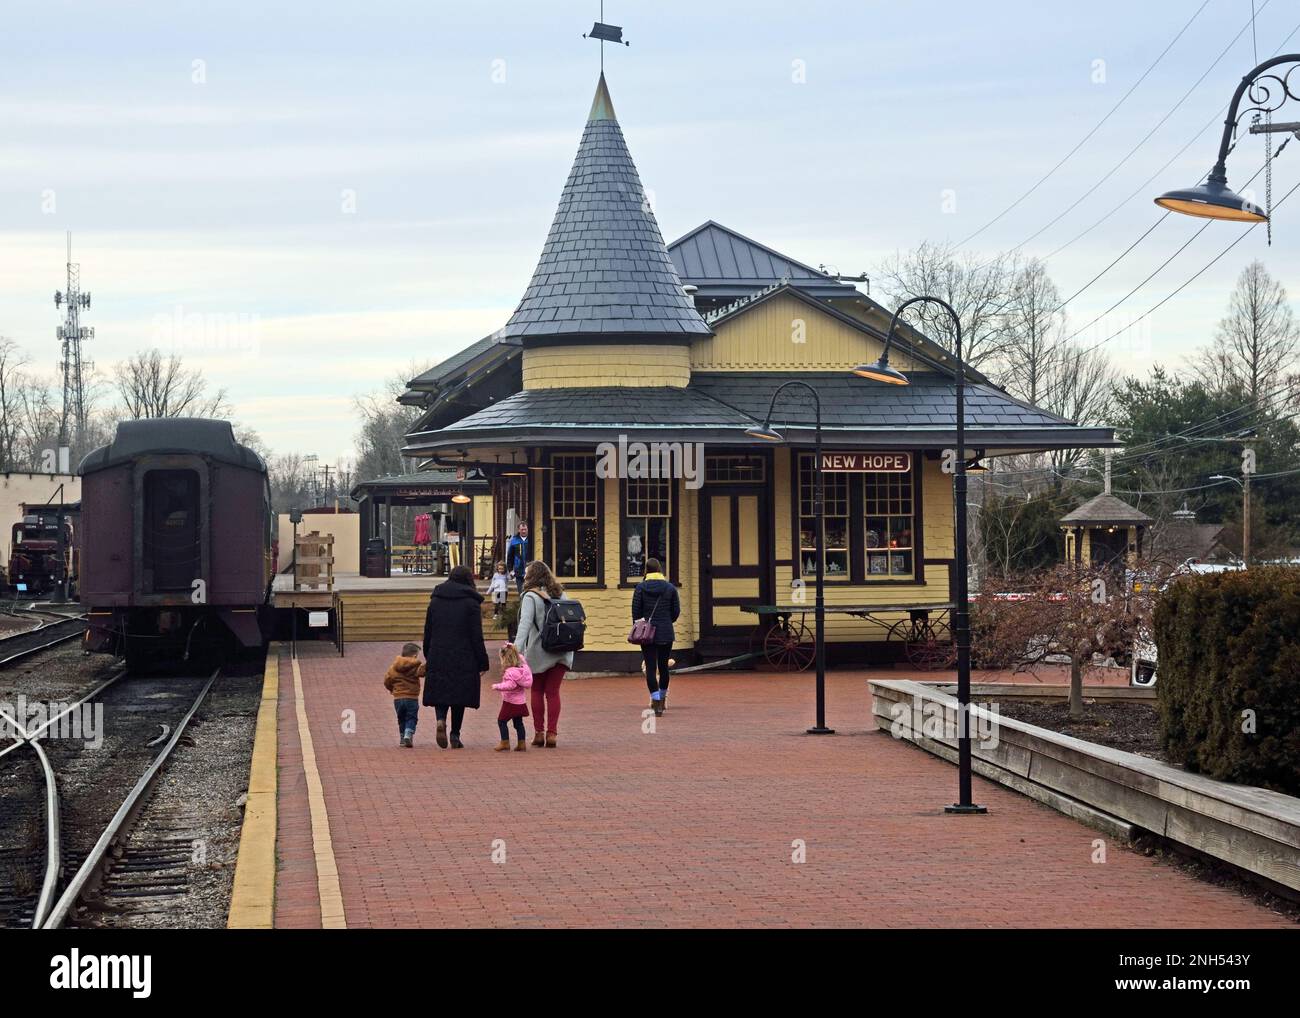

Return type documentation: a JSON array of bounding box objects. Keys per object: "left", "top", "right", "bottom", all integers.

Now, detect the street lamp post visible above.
[
  {"left": 744, "top": 380, "right": 833, "bottom": 735},
  {"left": 1155, "top": 55, "right": 1300, "bottom": 221},
  {"left": 853, "top": 296, "right": 986, "bottom": 814}
]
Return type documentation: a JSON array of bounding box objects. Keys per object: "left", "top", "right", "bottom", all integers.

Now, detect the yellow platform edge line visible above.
[
  {"left": 292, "top": 655, "right": 348, "bottom": 929},
  {"left": 226, "top": 647, "right": 280, "bottom": 929}
]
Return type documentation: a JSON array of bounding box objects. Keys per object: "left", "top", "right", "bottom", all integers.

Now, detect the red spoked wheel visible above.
[
  {"left": 889, "top": 616, "right": 957, "bottom": 671},
  {"left": 755, "top": 616, "right": 815, "bottom": 672}
]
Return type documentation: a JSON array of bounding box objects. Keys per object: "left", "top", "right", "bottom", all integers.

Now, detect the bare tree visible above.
[
  {"left": 1196, "top": 260, "right": 1299, "bottom": 404},
  {"left": 352, "top": 361, "right": 433, "bottom": 484},
  {"left": 0, "top": 338, "right": 31, "bottom": 470},
  {"left": 974, "top": 563, "right": 1164, "bottom": 717},
  {"left": 1002, "top": 260, "right": 1065, "bottom": 407},
  {"left": 876, "top": 241, "right": 1020, "bottom": 372},
  {"left": 113, "top": 349, "right": 230, "bottom": 420}
]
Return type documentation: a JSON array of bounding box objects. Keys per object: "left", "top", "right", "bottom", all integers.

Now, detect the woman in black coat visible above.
[
  {"left": 631, "top": 557, "right": 680, "bottom": 717},
  {"left": 422, "top": 564, "right": 489, "bottom": 749}
]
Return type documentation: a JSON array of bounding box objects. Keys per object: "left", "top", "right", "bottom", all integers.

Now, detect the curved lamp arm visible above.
[
  {"left": 753, "top": 378, "right": 821, "bottom": 433},
  {"left": 1210, "top": 54, "right": 1300, "bottom": 183},
  {"left": 875, "top": 294, "right": 964, "bottom": 379}
]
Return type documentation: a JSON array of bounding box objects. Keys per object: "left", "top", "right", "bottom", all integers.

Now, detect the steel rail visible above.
[{"left": 41, "top": 667, "right": 221, "bottom": 929}]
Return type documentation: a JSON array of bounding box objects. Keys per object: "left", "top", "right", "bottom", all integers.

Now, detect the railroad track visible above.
[
  {"left": 0, "top": 667, "right": 219, "bottom": 929},
  {"left": 0, "top": 612, "right": 87, "bottom": 668}
]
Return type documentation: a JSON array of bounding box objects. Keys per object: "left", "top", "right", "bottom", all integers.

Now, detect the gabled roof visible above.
[
  {"left": 668, "top": 221, "right": 860, "bottom": 300},
  {"left": 1060, "top": 493, "right": 1153, "bottom": 526},
  {"left": 501, "top": 73, "right": 711, "bottom": 342}
]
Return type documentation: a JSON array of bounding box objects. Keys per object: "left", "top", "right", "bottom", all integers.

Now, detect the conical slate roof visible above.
[{"left": 502, "top": 73, "right": 712, "bottom": 341}]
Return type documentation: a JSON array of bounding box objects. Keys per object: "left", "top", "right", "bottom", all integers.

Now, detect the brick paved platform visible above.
[{"left": 268, "top": 642, "right": 1291, "bottom": 928}]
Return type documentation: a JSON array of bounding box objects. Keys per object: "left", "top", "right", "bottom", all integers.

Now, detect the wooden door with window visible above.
[{"left": 698, "top": 487, "right": 770, "bottom": 646}]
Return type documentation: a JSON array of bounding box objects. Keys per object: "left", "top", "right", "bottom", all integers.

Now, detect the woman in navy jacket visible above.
[{"left": 631, "top": 557, "right": 680, "bottom": 716}]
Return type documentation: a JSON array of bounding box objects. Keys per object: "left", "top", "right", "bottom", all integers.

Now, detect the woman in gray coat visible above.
[{"left": 513, "top": 560, "right": 575, "bottom": 748}]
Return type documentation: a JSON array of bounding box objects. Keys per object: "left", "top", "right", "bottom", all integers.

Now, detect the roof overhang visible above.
[{"left": 404, "top": 424, "right": 1118, "bottom": 458}]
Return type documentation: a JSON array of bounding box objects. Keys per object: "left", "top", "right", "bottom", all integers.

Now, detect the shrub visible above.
[{"left": 1154, "top": 567, "right": 1300, "bottom": 795}]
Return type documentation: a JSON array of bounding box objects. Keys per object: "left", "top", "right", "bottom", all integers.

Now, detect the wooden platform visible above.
[{"left": 272, "top": 572, "right": 504, "bottom": 642}]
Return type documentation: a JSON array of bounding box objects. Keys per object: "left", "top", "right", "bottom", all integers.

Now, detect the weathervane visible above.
[{"left": 583, "top": 2, "right": 628, "bottom": 73}]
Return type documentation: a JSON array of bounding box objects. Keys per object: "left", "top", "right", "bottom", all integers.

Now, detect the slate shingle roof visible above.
[
  {"left": 688, "top": 372, "right": 1078, "bottom": 430},
  {"left": 438, "top": 386, "right": 750, "bottom": 432},
  {"left": 501, "top": 74, "right": 711, "bottom": 341},
  {"left": 402, "top": 371, "right": 1114, "bottom": 455}
]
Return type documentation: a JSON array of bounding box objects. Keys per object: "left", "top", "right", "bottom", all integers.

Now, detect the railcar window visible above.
[{"left": 143, "top": 469, "right": 201, "bottom": 592}]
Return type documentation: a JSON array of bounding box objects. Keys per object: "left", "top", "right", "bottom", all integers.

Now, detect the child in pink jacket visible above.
[{"left": 492, "top": 643, "right": 533, "bottom": 752}]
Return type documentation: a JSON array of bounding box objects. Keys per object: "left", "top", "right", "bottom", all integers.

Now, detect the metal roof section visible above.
[
  {"left": 1060, "top": 492, "right": 1153, "bottom": 526},
  {"left": 501, "top": 72, "right": 712, "bottom": 342},
  {"left": 668, "top": 220, "right": 860, "bottom": 300}
]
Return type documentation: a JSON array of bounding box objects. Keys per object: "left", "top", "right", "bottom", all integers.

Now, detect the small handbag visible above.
[{"left": 627, "top": 594, "right": 663, "bottom": 646}]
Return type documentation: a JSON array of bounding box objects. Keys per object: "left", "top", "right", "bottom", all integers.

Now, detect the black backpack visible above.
[{"left": 532, "top": 592, "right": 586, "bottom": 653}]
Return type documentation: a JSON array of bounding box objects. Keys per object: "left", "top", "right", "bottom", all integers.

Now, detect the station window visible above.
[
  {"left": 704, "top": 455, "right": 766, "bottom": 483},
  {"left": 622, "top": 477, "right": 671, "bottom": 581},
  {"left": 797, "top": 455, "right": 849, "bottom": 579},
  {"left": 550, "top": 454, "right": 599, "bottom": 581},
  {"left": 864, "top": 472, "right": 914, "bottom": 578}
]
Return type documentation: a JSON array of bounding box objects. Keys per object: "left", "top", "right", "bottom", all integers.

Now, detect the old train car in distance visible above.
[{"left": 80, "top": 418, "right": 273, "bottom": 668}]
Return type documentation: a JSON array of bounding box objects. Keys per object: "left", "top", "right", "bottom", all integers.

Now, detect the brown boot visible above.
[
  {"left": 545, "top": 732, "right": 557, "bottom": 748},
  {"left": 435, "top": 720, "right": 448, "bottom": 749},
  {"left": 531, "top": 732, "right": 546, "bottom": 747},
  {"left": 514, "top": 737, "right": 527, "bottom": 752},
  {"left": 494, "top": 739, "right": 511, "bottom": 752}
]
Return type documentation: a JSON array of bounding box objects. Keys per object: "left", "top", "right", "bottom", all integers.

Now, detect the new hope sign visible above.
[{"left": 819, "top": 452, "right": 911, "bottom": 473}]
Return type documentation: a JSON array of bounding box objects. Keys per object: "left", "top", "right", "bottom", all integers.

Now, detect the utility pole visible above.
[{"left": 1242, "top": 440, "right": 1254, "bottom": 567}]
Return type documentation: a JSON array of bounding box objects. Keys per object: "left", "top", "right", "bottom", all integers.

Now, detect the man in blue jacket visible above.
[{"left": 505, "top": 521, "right": 531, "bottom": 594}]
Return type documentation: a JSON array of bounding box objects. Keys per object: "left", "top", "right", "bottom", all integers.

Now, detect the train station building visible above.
[{"left": 401, "top": 73, "right": 1113, "bottom": 669}]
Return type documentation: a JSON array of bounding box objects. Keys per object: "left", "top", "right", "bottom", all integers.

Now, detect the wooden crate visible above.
[{"left": 295, "top": 531, "right": 335, "bottom": 590}]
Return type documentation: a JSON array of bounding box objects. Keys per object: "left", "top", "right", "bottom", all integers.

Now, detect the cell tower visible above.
[{"left": 53, "top": 231, "right": 93, "bottom": 454}]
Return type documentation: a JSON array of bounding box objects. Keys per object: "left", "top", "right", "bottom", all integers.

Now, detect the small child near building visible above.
[
  {"left": 384, "top": 642, "right": 425, "bottom": 748},
  {"left": 491, "top": 643, "right": 532, "bottom": 752},
  {"left": 488, "top": 561, "right": 510, "bottom": 618}
]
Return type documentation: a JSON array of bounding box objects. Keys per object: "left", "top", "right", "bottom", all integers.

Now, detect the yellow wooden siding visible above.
[
  {"left": 774, "top": 448, "right": 793, "bottom": 562},
  {"left": 711, "top": 577, "right": 759, "bottom": 598},
  {"left": 680, "top": 480, "right": 700, "bottom": 646},
  {"left": 565, "top": 474, "right": 701, "bottom": 654},
  {"left": 920, "top": 457, "right": 955, "bottom": 559},
  {"left": 690, "top": 293, "right": 929, "bottom": 372},
  {"left": 522, "top": 343, "right": 690, "bottom": 389},
  {"left": 710, "top": 495, "right": 732, "bottom": 565}
]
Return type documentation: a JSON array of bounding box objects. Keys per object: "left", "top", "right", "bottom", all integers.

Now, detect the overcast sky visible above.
[{"left": 1, "top": 0, "right": 1296, "bottom": 466}]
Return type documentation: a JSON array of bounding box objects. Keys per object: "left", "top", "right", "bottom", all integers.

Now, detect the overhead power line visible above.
[
  {"left": 1008, "top": 1, "right": 1273, "bottom": 255},
  {"left": 956, "top": 0, "right": 1213, "bottom": 247}
]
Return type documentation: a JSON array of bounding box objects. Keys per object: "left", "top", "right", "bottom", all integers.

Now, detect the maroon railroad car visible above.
[{"left": 80, "top": 418, "right": 273, "bottom": 668}]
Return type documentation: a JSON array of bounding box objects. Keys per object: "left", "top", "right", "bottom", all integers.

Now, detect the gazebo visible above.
[{"left": 1060, "top": 493, "right": 1151, "bottom": 568}]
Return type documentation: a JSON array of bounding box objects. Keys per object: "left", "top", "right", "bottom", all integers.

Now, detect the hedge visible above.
[{"left": 1153, "top": 567, "right": 1300, "bottom": 796}]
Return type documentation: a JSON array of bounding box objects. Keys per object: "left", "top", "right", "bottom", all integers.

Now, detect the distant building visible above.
[{"left": 1060, "top": 493, "right": 1151, "bottom": 568}]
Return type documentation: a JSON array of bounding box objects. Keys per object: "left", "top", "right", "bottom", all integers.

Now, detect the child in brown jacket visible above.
[{"left": 384, "top": 642, "right": 425, "bottom": 748}]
